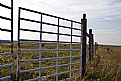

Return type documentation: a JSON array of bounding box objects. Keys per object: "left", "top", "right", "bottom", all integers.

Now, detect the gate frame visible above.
[
  {"left": 0, "top": 1, "right": 96, "bottom": 80},
  {"left": 17, "top": 7, "right": 83, "bottom": 81},
  {"left": 0, "top": 0, "right": 14, "bottom": 80}
]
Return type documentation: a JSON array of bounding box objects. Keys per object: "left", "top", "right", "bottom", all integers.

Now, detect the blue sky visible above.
[{"left": 0, "top": 0, "right": 121, "bottom": 45}]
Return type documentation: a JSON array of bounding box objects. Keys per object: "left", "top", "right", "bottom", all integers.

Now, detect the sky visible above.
[{"left": 0, "top": 0, "right": 121, "bottom": 45}]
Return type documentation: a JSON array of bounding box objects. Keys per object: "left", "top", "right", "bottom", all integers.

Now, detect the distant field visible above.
[{"left": 1, "top": 44, "right": 121, "bottom": 81}]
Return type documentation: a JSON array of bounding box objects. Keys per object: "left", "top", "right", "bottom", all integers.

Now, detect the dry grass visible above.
[
  {"left": 1, "top": 44, "right": 121, "bottom": 81},
  {"left": 83, "top": 45, "right": 121, "bottom": 81}
]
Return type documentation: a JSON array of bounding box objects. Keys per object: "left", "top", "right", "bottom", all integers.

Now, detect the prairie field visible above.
[
  {"left": 83, "top": 45, "right": 121, "bottom": 81},
  {"left": 0, "top": 43, "right": 121, "bottom": 81}
]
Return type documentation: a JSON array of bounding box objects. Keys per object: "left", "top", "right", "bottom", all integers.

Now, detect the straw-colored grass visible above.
[
  {"left": 83, "top": 45, "right": 121, "bottom": 81},
  {"left": 1, "top": 44, "right": 121, "bottom": 81}
]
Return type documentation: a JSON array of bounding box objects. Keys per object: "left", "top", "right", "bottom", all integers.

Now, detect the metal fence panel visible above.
[
  {"left": 0, "top": 0, "right": 13, "bottom": 80},
  {"left": 17, "top": 7, "right": 82, "bottom": 81}
]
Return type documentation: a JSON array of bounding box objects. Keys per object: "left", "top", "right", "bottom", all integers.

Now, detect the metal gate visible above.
[
  {"left": 0, "top": 0, "right": 14, "bottom": 80},
  {"left": 17, "top": 7, "right": 82, "bottom": 81}
]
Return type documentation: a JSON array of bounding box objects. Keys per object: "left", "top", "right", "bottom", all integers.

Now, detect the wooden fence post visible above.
[
  {"left": 95, "top": 42, "right": 98, "bottom": 53},
  {"left": 89, "top": 29, "right": 92, "bottom": 63},
  {"left": 92, "top": 34, "right": 94, "bottom": 54},
  {"left": 81, "top": 14, "right": 87, "bottom": 78},
  {"left": 91, "top": 33, "right": 94, "bottom": 62}
]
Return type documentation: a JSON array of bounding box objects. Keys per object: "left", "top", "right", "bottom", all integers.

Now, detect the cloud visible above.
[
  {"left": 23, "top": 0, "right": 121, "bottom": 21},
  {"left": 14, "top": 0, "right": 121, "bottom": 46},
  {"left": 1, "top": 0, "right": 121, "bottom": 20},
  {"left": 11, "top": 0, "right": 121, "bottom": 21},
  {"left": 0, "top": 0, "right": 121, "bottom": 45}
]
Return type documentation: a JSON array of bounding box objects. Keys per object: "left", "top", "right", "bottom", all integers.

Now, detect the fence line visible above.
[
  {"left": 0, "top": 0, "right": 14, "bottom": 80},
  {"left": 0, "top": 1, "right": 98, "bottom": 80},
  {"left": 81, "top": 18, "right": 98, "bottom": 77}
]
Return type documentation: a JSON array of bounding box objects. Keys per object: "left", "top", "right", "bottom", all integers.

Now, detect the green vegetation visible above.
[{"left": 1, "top": 44, "right": 121, "bottom": 81}]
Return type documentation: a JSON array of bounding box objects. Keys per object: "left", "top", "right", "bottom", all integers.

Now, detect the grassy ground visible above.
[
  {"left": 0, "top": 43, "right": 81, "bottom": 81},
  {"left": 83, "top": 45, "right": 121, "bottom": 81},
  {"left": 1, "top": 44, "right": 121, "bottom": 81}
]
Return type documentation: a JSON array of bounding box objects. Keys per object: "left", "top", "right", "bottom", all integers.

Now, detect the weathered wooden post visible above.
[
  {"left": 91, "top": 33, "right": 94, "bottom": 62},
  {"left": 92, "top": 34, "right": 94, "bottom": 54},
  {"left": 89, "top": 29, "right": 92, "bottom": 63},
  {"left": 95, "top": 42, "right": 98, "bottom": 53},
  {"left": 81, "top": 14, "right": 87, "bottom": 78}
]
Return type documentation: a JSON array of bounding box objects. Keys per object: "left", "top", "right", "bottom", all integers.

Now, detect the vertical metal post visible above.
[
  {"left": 80, "top": 26, "right": 82, "bottom": 80},
  {"left": 39, "top": 14, "right": 43, "bottom": 81},
  {"left": 89, "top": 29, "right": 92, "bottom": 63},
  {"left": 70, "top": 21, "right": 73, "bottom": 80},
  {"left": 81, "top": 14, "right": 87, "bottom": 78},
  {"left": 17, "top": 7, "right": 21, "bottom": 81},
  {"left": 10, "top": 0, "right": 14, "bottom": 80},
  {"left": 56, "top": 18, "right": 59, "bottom": 81}
]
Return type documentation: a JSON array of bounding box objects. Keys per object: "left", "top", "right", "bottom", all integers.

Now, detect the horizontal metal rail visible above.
[
  {"left": 20, "top": 28, "right": 81, "bottom": 37},
  {"left": 20, "top": 48, "right": 81, "bottom": 52},
  {"left": 0, "top": 40, "right": 12, "bottom": 43},
  {"left": 0, "top": 52, "right": 13, "bottom": 55},
  {"left": 0, "top": 63, "right": 13, "bottom": 68},
  {"left": 20, "top": 49, "right": 40, "bottom": 52},
  {"left": 20, "top": 68, "right": 40, "bottom": 73},
  {"left": 58, "top": 62, "right": 80, "bottom": 67},
  {"left": 20, "top": 17, "right": 40, "bottom": 23},
  {"left": 0, "top": 28, "right": 12, "bottom": 32},
  {"left": 0, "top": 76, "right": 11, "bottom": 80},
  {"left": 20, "top": 28, "right": 41, "bottom": 33},
  {"left": 19, "top": 39, "right": 81, "bottom": 44},
  {"left": 0, "top": 3, "right": 11, "bottom": 9},
  {"left": 20, "top": 63, "right": 81, "bottom": 73},
  {"left": 24, "top": 77, "right": 41, "bottom": 81},
  {"left": 19, "top": 59, "right": 40, "bottom": 62},
  {"left": 19, "top": 41, "right": 81, "bottom": 44},
  {"left": 19, "top": 56, "right": 81, "bottom": 62},
  {"left": 0, "top": 16, "right": 11, "bottom": 20},
  {"left": 20, "top": 7, "right": 81, "bottom": 24},
  {"left": 41, "top": 49, "right": 81, "bottom": 51},
  {"left": 20, "top": 17, "right": 81, "bottom": 31},
  {"left": 24, "top": 68, "right": 81, "bottom": 81}
]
